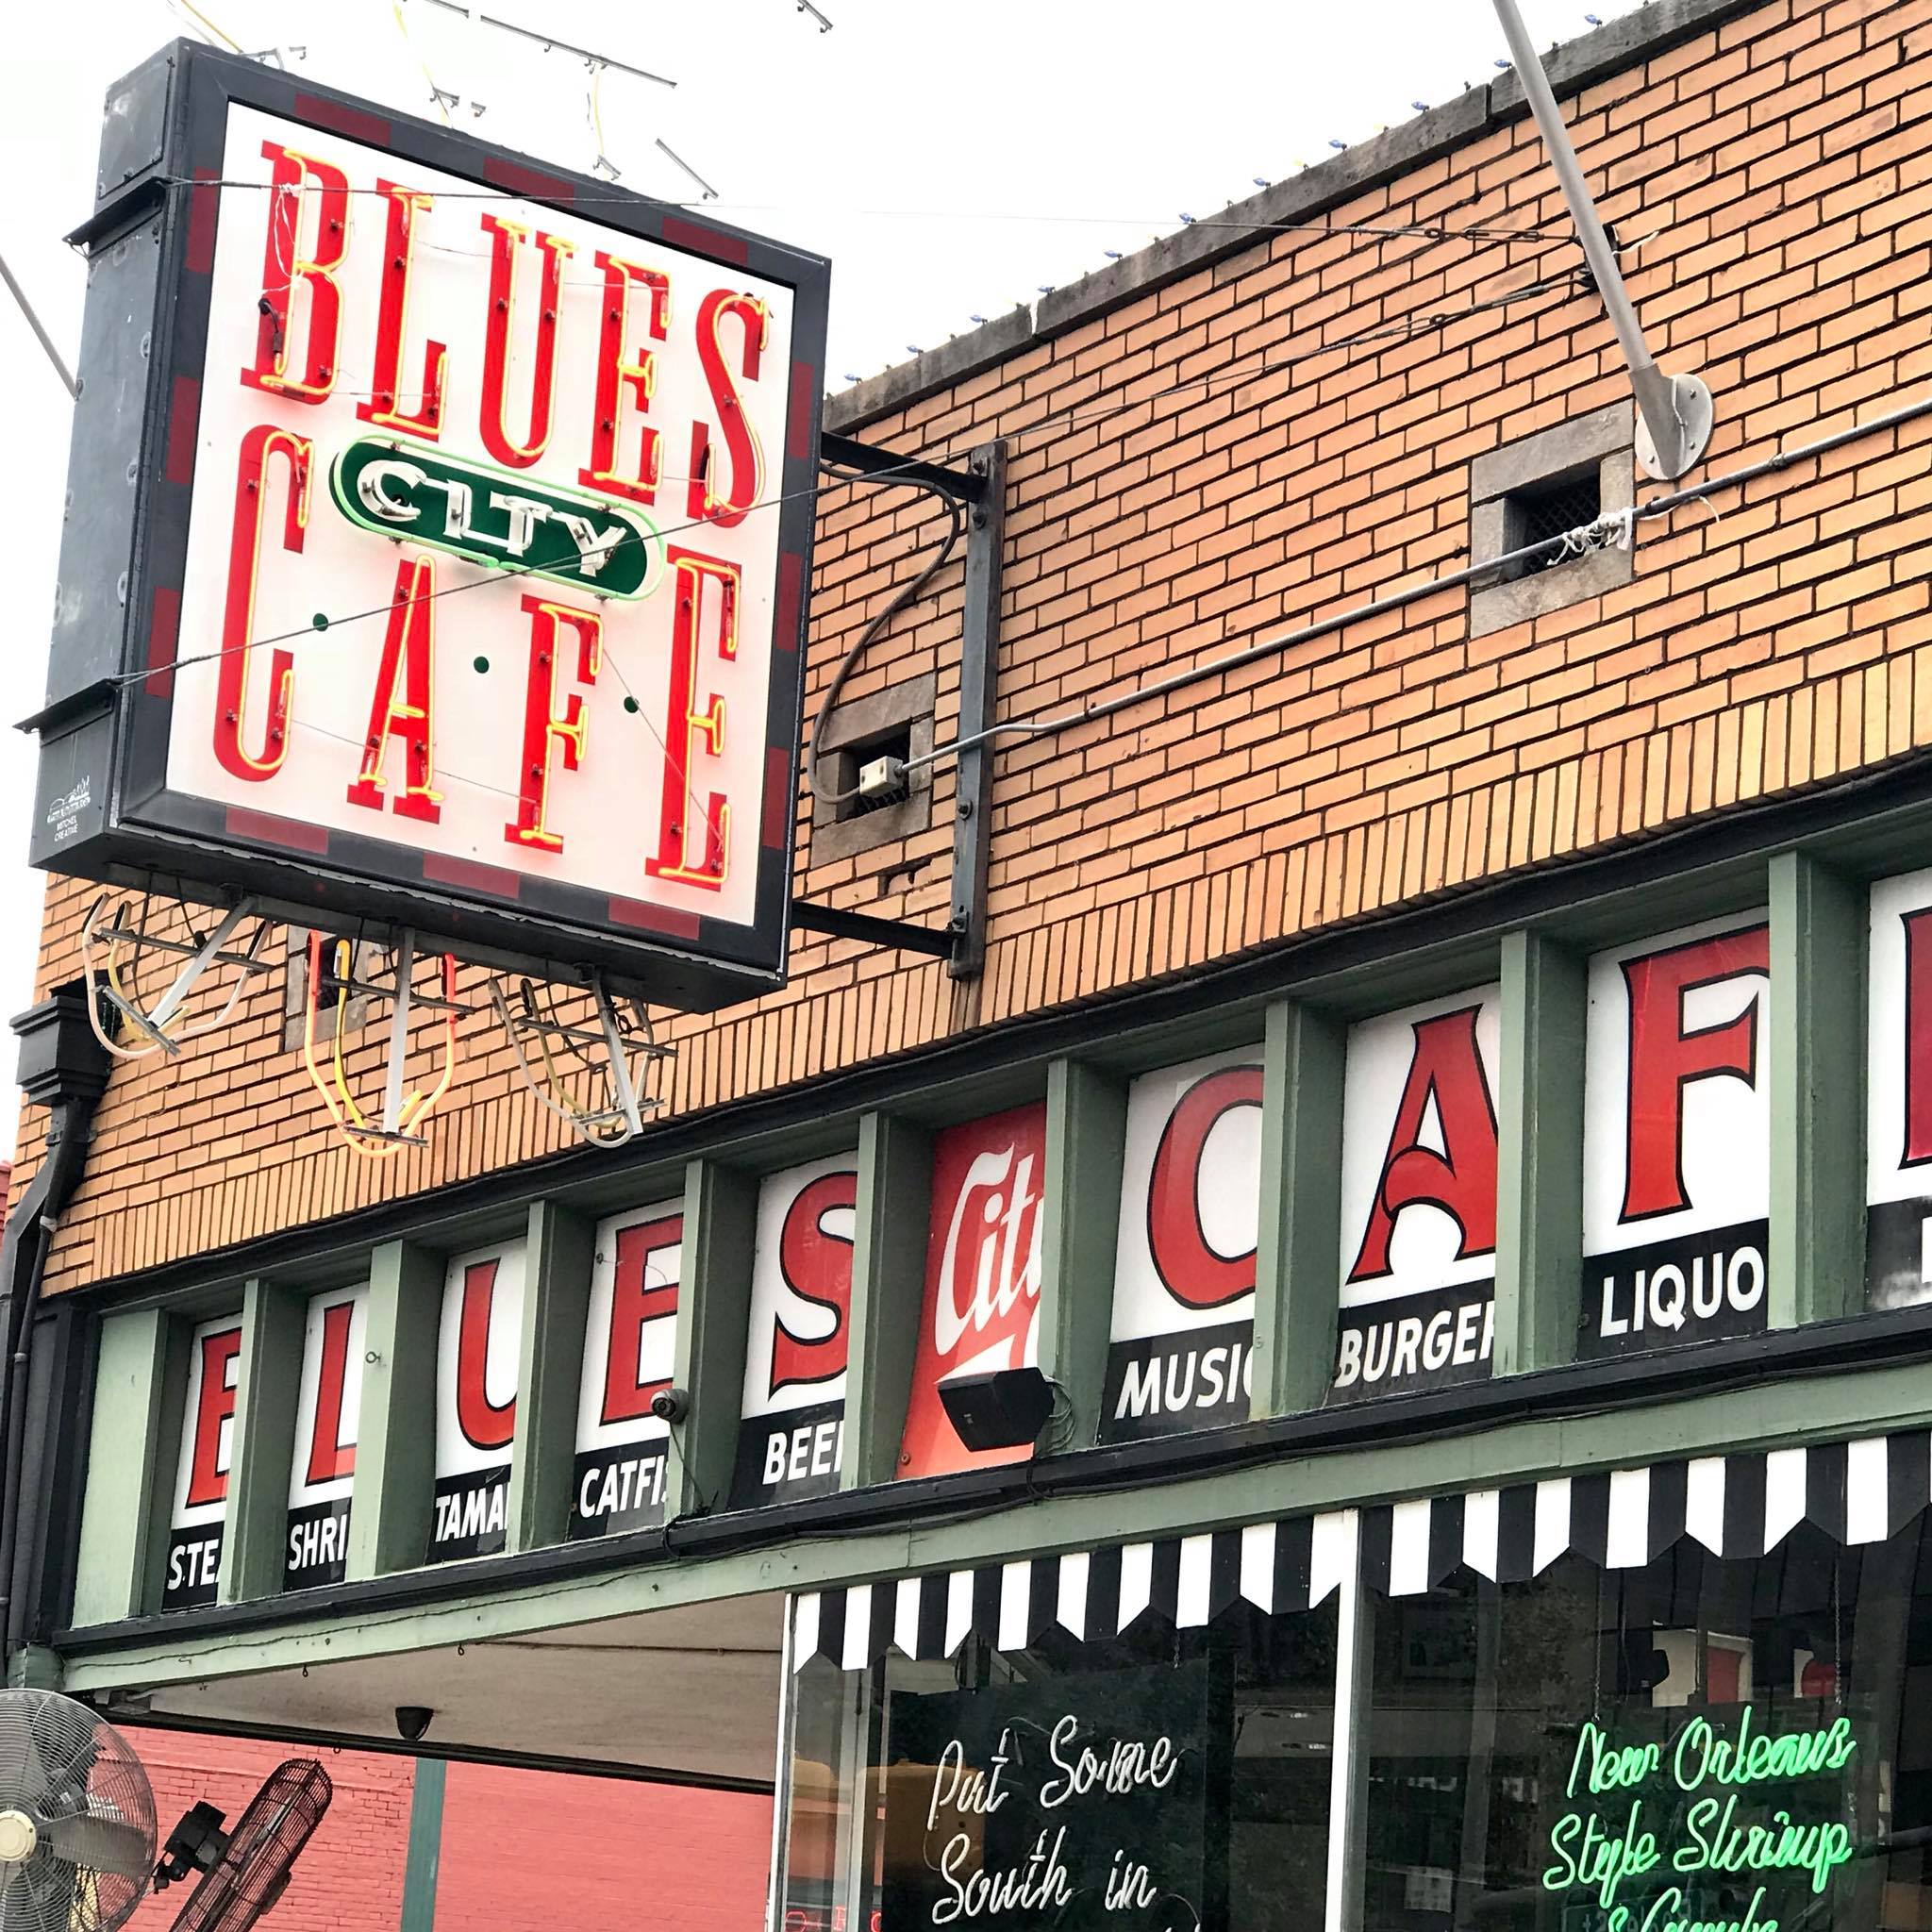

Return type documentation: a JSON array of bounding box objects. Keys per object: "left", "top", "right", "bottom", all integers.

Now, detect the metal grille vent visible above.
[{"left": 1509, "top": 469, "right": 1602, "bottom": 575}]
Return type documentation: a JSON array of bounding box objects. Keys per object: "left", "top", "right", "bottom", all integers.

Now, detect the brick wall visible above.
[
  {"left": 123, "top": 1730, "right": 413, "bottom": 1932},
  {"left": 22, "top": 0, "right": 1932, "bottom": 1291},
  {"left": 115, "top": 1730, "right": 771, "bottom": 1932}
]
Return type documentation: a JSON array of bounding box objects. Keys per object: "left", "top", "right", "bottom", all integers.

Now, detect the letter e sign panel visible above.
[
  {"left": 163, "top": 1315, "right": 243, "bottom": 1610},
  {"left": 1101, "top": 1046, "right": 1262, "bottom": 1443},
  {"left": 1335, "top": 989, "right": 1502, "bottom": 1403},
  {"left": 1580, "top": 912, "right": 1771, "bottom": 1358},
  {"left": 731, "top": 1154, "right": 858, "bottom": 1508},
  {"left": 572, "top": 1201, "right": 682, "bottom": 1539},
  {"left": 432, "top": 1241, "right": 525, "bottom": 1562},
  {"left": 1867, "top": 868, "right": 1932, "bottom": 1309},
  {"left": 285, "top": 1284, "right": 367, "bottom": 1591},
  {"left": 32, "top": 45, "right": 830, "bottom": 1009},
  {"left": 899, "top": 1105, "right": 1048, "bottom": 1480}
]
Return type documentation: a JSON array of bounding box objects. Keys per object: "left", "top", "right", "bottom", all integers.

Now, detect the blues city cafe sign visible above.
[{"left": 32, "top": 45, "right": 830, "bottom": 1008}]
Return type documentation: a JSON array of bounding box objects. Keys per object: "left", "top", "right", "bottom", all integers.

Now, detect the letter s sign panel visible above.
[
  {"left": 1101, "top": 1046, "right": 1262, "bottom": 1443},
  {"left": 1334, "top": 987, "right": 1502, "bottom": 1403},
  {"left": 1580, "top": 912, "right": 1771, "bottom": 1358},
  {"left": 898, "top": 1104, "right": 1048, "bottom": 1480},
  {"left": 1867, "top": 868, "right": 1932, "bottom": 1308}
]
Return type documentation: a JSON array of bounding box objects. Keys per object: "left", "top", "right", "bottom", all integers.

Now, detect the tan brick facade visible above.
[{"left": 23, "top": 0, "right": 1932, "bottom": 1295}]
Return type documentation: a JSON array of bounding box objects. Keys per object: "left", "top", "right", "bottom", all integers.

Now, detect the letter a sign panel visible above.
[{"left": 30, "top": 42, "right": 830, "bottom": 1008}]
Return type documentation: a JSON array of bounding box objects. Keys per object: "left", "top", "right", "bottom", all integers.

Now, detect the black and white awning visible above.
[{"left": 792, "top": 1429, "right": 1932, "bottom": 1670}]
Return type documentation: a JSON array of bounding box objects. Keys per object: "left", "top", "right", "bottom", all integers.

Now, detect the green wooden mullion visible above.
[
  {"left": 69, "top": 1308, "right": 174, "bottom": 1627},
  {"left": 347, "top": 1240, "right": 441, "bottom": 1580},
  {"left": 1493, "top": 930, "right": 1588, "bottom": 1375},
  {"left": 1252, "top": 999, "right": 1346, "bottom": 1420},
  {"left": 218, "top": 1277, "right": 307, "bottom": 1605},
  {"left": 506, "top": 1200, "right": 595, "bottom": 1555},
  {"left": 842, "top": 1111, "right": 932, "bottom": 1490},
  {"left": 670, "top": 1158, "right": 758, "bottom": 1518},
  {"left": 1769, "top": 850, "right": 1867, "bottom": 1329},
  {"left": 1037, "top": 1060, "right": 1127, "bottom": 1452}
]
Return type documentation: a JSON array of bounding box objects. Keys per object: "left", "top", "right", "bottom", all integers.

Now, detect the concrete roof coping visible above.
[{"left": 822, "top": 0, "right": 1764, "bottom": 440}]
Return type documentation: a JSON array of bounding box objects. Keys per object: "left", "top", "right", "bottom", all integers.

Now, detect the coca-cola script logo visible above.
[{"left": 898, "top": 1103, "right": 1048, "bottom": 1479}]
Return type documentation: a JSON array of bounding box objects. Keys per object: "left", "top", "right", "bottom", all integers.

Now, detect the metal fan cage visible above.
[
  {"left": 0, "top": 1692, "right": 156, "bottom": 1932},
  {"left": 168, "top": 1760, "right": 332, "bottom": 1932}
]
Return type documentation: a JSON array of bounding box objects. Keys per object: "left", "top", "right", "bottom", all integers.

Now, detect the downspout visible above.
[{"left": 0, "top": 984, "right": 111, "bottom": 1664}]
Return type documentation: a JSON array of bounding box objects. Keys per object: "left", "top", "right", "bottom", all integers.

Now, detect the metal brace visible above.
[
  {"left": 794, "top": 434, "right": 1006, "bottom": 978},
  {"left": 489, "top": 973, "right": 675, "bottom": 1148},
  {"left": 81, "top": 893, "right": 276, "bottom": 1061}
]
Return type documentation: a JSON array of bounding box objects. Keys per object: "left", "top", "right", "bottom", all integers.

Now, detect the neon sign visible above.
[{"left": 1541, "top": 1711, "right": 1857, "bottom": 1931}]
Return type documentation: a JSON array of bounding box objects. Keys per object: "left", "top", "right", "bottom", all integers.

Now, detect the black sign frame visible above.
[{"left": 32, "top": 39, "right": 831, "bottom": 1010}]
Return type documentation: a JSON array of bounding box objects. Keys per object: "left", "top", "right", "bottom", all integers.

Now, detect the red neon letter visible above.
[
  {"left": 601, "top": 1214, "right": 683, "bottom": 1426},
  {"left": 455, "top": 1259, "right": 516, "bottom": 1452},
  {"left": 355, "top": 181, "right": 445, "bottom": 441},
  {"left": 578, "top": 253, "right": 672, "bottom": 506},
  {"left": 1147, "top": 1067, "right": 1264, "bottom": 1308},
  {"left": 505, "top": 595, "right": 602, "bottom": 853},
  {"left": 305, "top": 1299, "right": 358, "bottom": 1487},
  {"left": 1348, "top": 1007, "right": 1499, "bottom": 1282},
  {"left": 213, "top": 425, "right": 308, "bottom": 782},
  {"left": 346, "top": 556, "right": 441, "bottom": 822},
  {"left": 686, "top": 289, "right": 767, "bottom": 527},
  {"left": 1619, "top": 924, "right": 1770, "bottom": 1223},
  {"left": 1906, "top": 908, "right": 1932, "bottom": 1168},
  {"left": 479, "top": 216, "right": 574, "bottom": 468},
  {"left": 644, "top": 547, "right": 739, "bottom": 891},
  {"left": 769, "top": 1171, "right": 858, "bottom": 1397},
  {"left": 242, "top": 142, "right": 348, "bottom": 403},
  {"left": 184, "top": 1326, "right": 243, "bottom": 1509}
]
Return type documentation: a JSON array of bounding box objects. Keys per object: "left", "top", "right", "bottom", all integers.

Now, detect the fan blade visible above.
[
  {"left": 42, "top": 1810, "right": 152, "bottom": 1879},
  {"left": 0, "top": 1730, "right": 47, "bottom": 1811}
]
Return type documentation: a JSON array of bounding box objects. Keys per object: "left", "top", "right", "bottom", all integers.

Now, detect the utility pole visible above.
[{"left": 1491, "top": 0, "right": 1712, "bottom": 479}]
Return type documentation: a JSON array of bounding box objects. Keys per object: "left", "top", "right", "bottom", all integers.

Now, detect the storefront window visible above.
[
  {"left": 1363, "top": 1519, "right": 1932, "bottom": 1930},
  {"left": 776, "top": 1597, "right": 1338, "bottom": 1930}
]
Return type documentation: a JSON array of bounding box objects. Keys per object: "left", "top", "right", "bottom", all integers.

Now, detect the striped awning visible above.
[{"left": 791, "top": 1428, "right": 1932, "bottom": 1670}]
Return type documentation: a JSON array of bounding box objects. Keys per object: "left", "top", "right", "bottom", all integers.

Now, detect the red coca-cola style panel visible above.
[{"left": 897, "top": 1103, "right": 1048, "bottom": 1480}]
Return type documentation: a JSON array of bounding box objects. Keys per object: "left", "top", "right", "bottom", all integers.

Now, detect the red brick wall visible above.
[
  {"left": 432, "top": 1762, "right": 771, "bottom": 1932},
  {"left": 114, "top": 1732, "right": 771, "bottom": 1932},
  {"left": 23, "top": 0, "right": 1932, "bottom": 1291},
  {"left": 123, "top": 1730, "right": 412, "bottom": 1932}
]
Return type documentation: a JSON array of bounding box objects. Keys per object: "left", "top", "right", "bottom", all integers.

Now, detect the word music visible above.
[{"left": 1541, "top": 1714, "right": 1859, "bottom": 1932}]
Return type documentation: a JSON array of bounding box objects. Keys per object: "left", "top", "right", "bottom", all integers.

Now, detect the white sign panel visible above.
[
  {"left": 731, "top": 1154, "right": 858, "bottom": 1507},
  {"left": 1335, "top": 987, "right": 1502, "bottom": 1400},
  {"left": 1868, "top": 867, "right": 1932, "bottom": 1308},
  {"left": 1101, "top": 1045, "right": 1262, "bottom": 1441},
  {"left": 285, "top": 1284, "right": 367, "bottom": 1591},
  {"left": 163, "top": 1315, "right": 243, "bottom": 1610},
  {"left": 572, "top": 1200, "right": 682, "bottom": 1538},
  {"left": 432, "top": 1240, "right": 525, "bottom": 1561},
  {"left": 1580, "top": 911, "right": 1771, "bottom": 1356}
]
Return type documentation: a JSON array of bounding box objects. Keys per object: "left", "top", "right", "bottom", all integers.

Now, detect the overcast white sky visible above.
[{"left": 0, "top": 0, "right": 1632, "bottom": 1154}]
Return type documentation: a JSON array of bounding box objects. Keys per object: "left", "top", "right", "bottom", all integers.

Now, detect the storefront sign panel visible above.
[
  {"left": 431, "top": 1241, "right": 525, "bottom": 1562},
  {"left": 881, "top": 1659, "right": 1219, "bottom": 1932},
  {"left": 732, "top": 1154, "right": 858, "bottom": 1507},
  {"left": 1868, "top": 867, "right": 1932, "bottom": 1308},
  {"left": 162, "top": 1314, "right": 243, "bottom": 1609},
  {"left": 898, "top": 1104, "right": 1047, "bottom": 1479},
  {"left": 1334, "top": 987, "right": 1502, "bottom": 1402},
  {"left": 1101, "top": 1046, "right": 1262, "bottom": 1444},
  {"left": 284, "top": 1284, "right": 366, "bottom": 1591},
  {"left": 1581, "top": 913, "right": 1771, "bottom": 1358},
  {"left": 571, "top": 1202, "right": 681, "bottom": 1539}
]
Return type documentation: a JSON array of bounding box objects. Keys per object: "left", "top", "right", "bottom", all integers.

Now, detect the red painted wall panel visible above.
[{"left": 432, "top": 1760, "right": 772, "bottom": 1932}]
